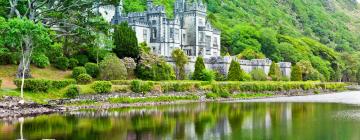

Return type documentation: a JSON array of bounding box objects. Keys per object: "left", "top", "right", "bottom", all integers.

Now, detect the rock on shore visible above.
[{"left": 0, "top": 96, "right": 65, "bottom": 119}]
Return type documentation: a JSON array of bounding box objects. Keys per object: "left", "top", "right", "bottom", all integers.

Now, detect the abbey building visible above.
[{"left": 111, "top": 0, "right": 221, "bottom": 58}]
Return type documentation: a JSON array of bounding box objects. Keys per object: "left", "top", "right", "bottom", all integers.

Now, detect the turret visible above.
[
  {"left": 147, "top": 0, "right": 153, "bottom": 9},
  {"left": 115, "top": 0, "right": 123, "bottom": 17}
]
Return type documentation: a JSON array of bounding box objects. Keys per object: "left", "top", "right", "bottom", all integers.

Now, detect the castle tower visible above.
[
  {"left": 115, "top": 0, "right": 123, "bottom": 17},
  {"left": 147, "top": 0, "right": 153, "bottom": 9}
]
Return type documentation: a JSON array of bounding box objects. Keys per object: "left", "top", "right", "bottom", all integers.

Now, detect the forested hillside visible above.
[{"left": 123, "top": 0, "right": 360, "bottom": 81}]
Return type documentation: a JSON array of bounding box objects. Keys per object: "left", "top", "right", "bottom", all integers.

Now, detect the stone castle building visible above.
[
  {"left": 111, "top": 0, "right": 221, "bottom": 58},
  {"left": 109, "top": 0, "right": 292, "bottom": 77}
]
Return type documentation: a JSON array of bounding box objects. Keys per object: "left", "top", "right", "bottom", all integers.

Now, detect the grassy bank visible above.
[{"left": 0, "top": 78, "right": 348, "bottom": 105}]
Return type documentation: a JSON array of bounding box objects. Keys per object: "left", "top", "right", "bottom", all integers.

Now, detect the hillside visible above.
[{"left": 122, "top": 0, "right": 360, "bottom": 81}]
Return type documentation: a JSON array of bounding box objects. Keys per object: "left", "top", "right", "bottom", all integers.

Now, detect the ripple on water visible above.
[{"left": 333, "top": 109, "right": 360, "bottom": 121}]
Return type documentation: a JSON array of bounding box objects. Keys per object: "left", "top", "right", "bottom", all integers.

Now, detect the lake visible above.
[{"left": 1, "top": 101, "right": 360, "bottom": 140}]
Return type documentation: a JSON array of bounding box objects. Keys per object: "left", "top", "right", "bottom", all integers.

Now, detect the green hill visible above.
[{"left": 122, "top": 0, "right": 360, "bottom": 81}]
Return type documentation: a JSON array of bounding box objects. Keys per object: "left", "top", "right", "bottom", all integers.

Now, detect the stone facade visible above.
[
  {"left": 165, "top": 56, "right": 292, "bottom": 78},
  {"left": 111, "top": 0, "right": 221, "bottom": 58}
]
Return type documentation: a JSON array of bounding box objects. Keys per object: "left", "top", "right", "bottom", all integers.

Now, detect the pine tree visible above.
[
  {"left": 227, "top": 60, "right": 242, "bottom": 81},
  {"left": 268, "top": 62, "right": 281, "bottom": 81},
  {"left": 291, "top": 64, "right": 302, "bottom": 81},
  {"left": 113, "top": 22, "right": 140, "bottom": 59},
  {"left": 193, "top": 57, "right": 205, "bottom": 80}
]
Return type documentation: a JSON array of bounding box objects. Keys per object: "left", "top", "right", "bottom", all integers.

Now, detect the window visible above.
[
  {"left": 213, "top": 37, "right": 218, "bottom": 46},
  {"left": 170, "top": 28, "right": 174, "bottom": 39},
  {"left": 175, "top": 29, "right": 179, "bottom": 40},
  {"left": 152, "top": 20, "right": 156, "bottom": 25},
  {"left": 151, "top": 28, "right": 157, "bottom": 39},
  {"left": 200, "top": 32, "right": 204, "bottom": 42},
  {"left": 143, "top": 29, "right": 147, "bottom": 40},
  {"left": 183, "top": 34, "right": 186, "bottom": 42}
]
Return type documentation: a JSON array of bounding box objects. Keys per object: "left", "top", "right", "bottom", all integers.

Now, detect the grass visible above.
[
  {"left": 231, "top": 93, "right": 274, "bottom": 99},
  {"left": 0, "top": 88, "right": 65, "bottom": 104},
  {"left": 0, "top": 65, "right": 72, "bottom": 89},
  {"left": 108, "top": 95, "right": 199, "bottom": 103}
]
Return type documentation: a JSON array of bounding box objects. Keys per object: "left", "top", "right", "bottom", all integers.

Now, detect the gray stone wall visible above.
[{"left": 165, "top": 56, "right": 292, "bottom": 78}]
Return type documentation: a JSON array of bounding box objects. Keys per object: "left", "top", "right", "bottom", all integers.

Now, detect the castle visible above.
[
  {"left": 110, "top": 0, "right": 292, "bottom": 77},
  {"left": 111, "top": 0, "right": 221, "bottom": 58}
]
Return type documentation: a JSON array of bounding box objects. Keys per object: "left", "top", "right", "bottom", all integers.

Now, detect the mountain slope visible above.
[{"left": 123, "top": 0, "right": 360, "bottom": 81}]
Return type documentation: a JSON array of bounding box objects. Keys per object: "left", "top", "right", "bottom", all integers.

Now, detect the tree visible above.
[
  {"left": 357, "top": 67, "right": 360, "bottom": 85},
  {"left": 113, "top": 22, "right": 140, "bottom": 59},
  {"left": 227, "top": 60, "right": 242, "bottom": 81},
  {"left": 1, "top": 18, "right": 51, "bottom": 103},
  {"left": 135, "top": 52, "right": 175, "bottom": 81},
  {"left": 250, "top": 68, "right": 268, "bottom": 81},
  {"left": 268, "top": 62, "right": 281, "bottom": 81},
  {"left": 291, "top": 64, "right": 302, "bottom": 81},
  {"left": 99, "top": 55, "right": 127, "bottom": 81},
  {"left": 171, "top": 48, "right": 188, "bottom": 80},
  {"left": 193, "top": 57, "right": 206, "bottom": 80},
  {"left": 237, "top": 48, "right": 266, "bottom": 60}
]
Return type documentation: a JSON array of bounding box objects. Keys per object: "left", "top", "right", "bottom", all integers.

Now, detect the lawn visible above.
[{"left": 0, "top": 65, "right": 72, "bottom": 89}]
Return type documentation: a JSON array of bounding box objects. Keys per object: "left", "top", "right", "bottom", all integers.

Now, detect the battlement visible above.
[
  {"left": 128, "top": 12, "right": 146, "bottom": 17},
  {"left": 185, "top": 2, "right": 206, "bottom": 12},
  {"left": 128, "top": 21, "right": 149, "bottom": 26},
  {"left": 148, "top": 6, "right": 166, "bottom": 13}
]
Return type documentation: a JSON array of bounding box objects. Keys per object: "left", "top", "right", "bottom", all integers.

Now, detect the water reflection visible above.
[{"left": 1, "top": 102, "right": 360, "bottom": 140}]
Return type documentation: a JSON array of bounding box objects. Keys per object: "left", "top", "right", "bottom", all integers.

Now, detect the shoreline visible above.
[{"left": 0, "top": 89, "right": 349, "bottom": 120}]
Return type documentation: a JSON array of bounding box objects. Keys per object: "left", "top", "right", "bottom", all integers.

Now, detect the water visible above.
[{"left": 1, "top": 102, "right": 360, "bottom": 140}]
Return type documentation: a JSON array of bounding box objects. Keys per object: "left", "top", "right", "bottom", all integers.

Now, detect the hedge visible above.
[
  {"left": 14, "top": 79, "right": 76, "bottom": 92},
  {"left": 91, "top": 81, "right": 112, "bottom": 94},
  {"left": 126, "top": 81, "right": 346, "bottom": 94}
]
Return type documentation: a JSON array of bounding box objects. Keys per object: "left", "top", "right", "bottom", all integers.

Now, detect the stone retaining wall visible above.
[{"left": 165, "top": 56, "right": 292, "bottom": 77}]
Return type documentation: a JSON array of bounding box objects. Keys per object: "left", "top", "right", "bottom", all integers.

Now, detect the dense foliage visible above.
[
  {"left": 291, "top": 64, "right": 303, "bottom": 81},
  {"left": 192, "top": 57, "right": 206, "bottom": 80},
  {"left": 269, "top": 62, "right": 281, "bottom": 81},
  {"left": 72, "top": 67, "right": 87, "bottom": 79},
  {"left": 99, "top": 55, "right": 128, "bottom": 81},
  {"left": 135, "top": 52, "right": 175, "bottom": 81},
  {"left": 113, "top": 22, "right": 140, "bottom": 59},
  {"left": 227, "top": 60, "right": 242, "bottom": 81},
  {"left": 250, "top": 68, "right": 268, "bottom": 81},
  {"left": 76, "top": 74, "right": 93, "bottom": 85},
  {"left": 171, "top": 48, "right": 188, "bottom": 80},
  {"left": 91, "top": 81, "right": 112, "bottom": 94},
  {"left": 85, "top": 63, "right": 100, "bottom": 78}
]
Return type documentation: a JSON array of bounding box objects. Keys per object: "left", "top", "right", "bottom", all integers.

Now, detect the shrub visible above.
[
  {"left": 76, "top": 74, "right": 92, "bottom": 85},
  {"left": 135, "top": 53, "right": 175, "bottom": 81},
  {"left": 130, "top": 80, "right": 154, "bottom": 93},
  {"left": 51, "top": 79, "right": 76, "bottom": 89},
  {"left": 72, "top": 67, "right": 87, "bottom": 79},
  {"left": 54, "top": 57, "right": 69, "bottom": 70},
  {"left": 32, "top": 54, "right": 50, "bottom": 68},
  {"left": 250, "top": 68, "right": 268, "bottom": 81},
  {"left": 241, "top": 72, "right": 252, "bottom": 81},
  {"left": 199, "top": 69, "right": 215, "bottom": 81},
  {"left": 193, "top": 57, "right": 205, "bottom": 80},
  {"left": 85, "top": 62, "right": 99, "bottom": 78},
  {"left": 291, "top": 64, "right": 302, "bottom": 81},
  {"left": 74, "top": 54, "right": 89, "bottom": 66},
  {"left": 227, "top": 60, "right": 242, "bottom": 81},
  {"left": 65, "top": 85, "right": 79, "bottom": 98},
  {"left": 0, "top": 79, "right": 2, "bottom": 88},
  {"left": 0, "top": 52, "right": 20, "bottom": 65},
  {"left": 91, "top": 81, "right": 112, "bottom": 94},
  {"left": 111, "top": 80, "right": 132, "bottom": 85},
  {"left": 99, "top": 55, "right": 127, "bottom": 80},
  {"left": 13, "top": 79, "right": 52, "bottom": 92},
  {"left": 269, "top": 62, "right": 281, "bottom": 81},
  {"left": 211, "top": 84, "right": 231, "bottom": 98},
  {"left": 357, "top": 67, "right": 360, "bottom": 85},
  {"left": 205, "top": 92, "right": 218, "bottom": 99},
  {"left": 68, "top": 58, "right": 79, "bottom": 69}
]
